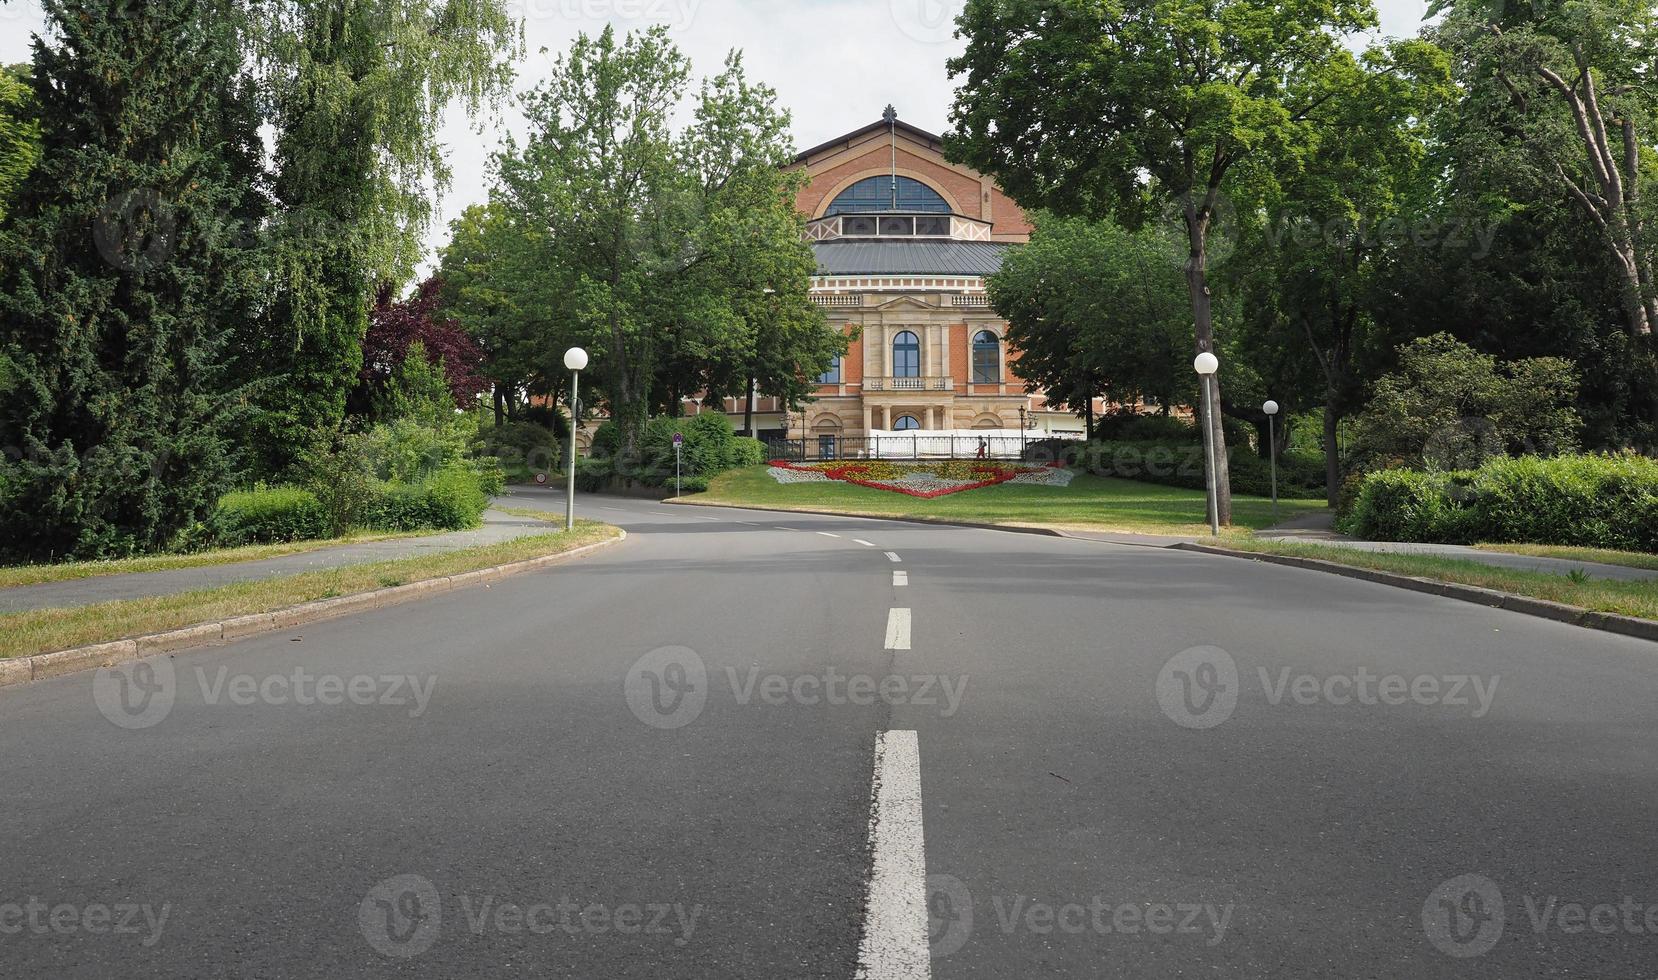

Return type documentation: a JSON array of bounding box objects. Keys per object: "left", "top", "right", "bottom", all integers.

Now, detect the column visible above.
[
  {"left": 880, "top": 323, "right": 891, "bottom": 379},
  {"left": 863, "top": 404, "right": 873, "bottom": 436}
]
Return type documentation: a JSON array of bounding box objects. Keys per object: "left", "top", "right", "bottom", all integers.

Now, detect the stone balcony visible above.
[{"left": 863, "top": 376, "right": 954, "bottom": 392}]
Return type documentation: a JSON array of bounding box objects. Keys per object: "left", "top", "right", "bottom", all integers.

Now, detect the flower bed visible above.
[{"left": 767, "top": 460, "right": 1073, "bottom": 498}]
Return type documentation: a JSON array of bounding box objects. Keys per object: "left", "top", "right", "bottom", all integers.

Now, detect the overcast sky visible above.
[{"left": 0, "top": 0, "right": 1433, "bottom": 275}]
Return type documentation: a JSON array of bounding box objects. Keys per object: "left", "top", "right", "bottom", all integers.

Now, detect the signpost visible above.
[{"left": 673, "top": 432, "right": 684, "bottom": 498}]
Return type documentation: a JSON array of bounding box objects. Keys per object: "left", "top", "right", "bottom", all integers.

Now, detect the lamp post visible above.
[
  {"left": 1194, "top": 352, "right": 1221, "bottom": 536},
  {"left": 563, "top": 347, "right": 588, "bottom": 532},
  {"left": 1263, "top": 400, "right": 1281, "bottom": 521}
]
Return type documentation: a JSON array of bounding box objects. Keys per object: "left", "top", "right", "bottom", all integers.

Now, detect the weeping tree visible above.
[{"left": 233, "top": 0, "right": 520, "bottom": 476}]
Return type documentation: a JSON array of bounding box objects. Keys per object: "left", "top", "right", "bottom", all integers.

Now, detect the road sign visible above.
[{"left": 672, "top": 433, "right": 684, "bottom": 447}]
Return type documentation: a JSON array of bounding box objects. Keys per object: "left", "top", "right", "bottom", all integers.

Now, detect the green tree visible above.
[
  {"left": 1352, "top": 333, "right": 1581, "bottom": 469},
  {"left": 234, "top": 0, "right": 520, "bottom": 476},
  {"left": 989, "top": 214, "right": 1191, "bottom": 437},
  {"left": 947, "top": 0, "right": 1378, "bottom": 523},
  {"left": 0, "top": 0, "right": 262, "bottom": 559},
  {"left": 495, "top": 28, "right": 833, "bottom": 456},
  {"left": 0, "top": 62, "right": 41, "bottom": 223},
  {"left": 1231, "top": 40, "right": 1454, "bottom": 502}
]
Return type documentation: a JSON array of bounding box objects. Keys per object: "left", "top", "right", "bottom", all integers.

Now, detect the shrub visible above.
[
  {"left": 1343, "top": 453, "right": 1658, "bottom": 549},
  {"left": 673, "top": 475, "right": 711, "bottom": 494},
  {"left": 730, "top": 437, "right": 766, "bottom": 468},
  {"left": 212, "top": 487, "right": 329, "bottom": 545},
  {"left": 574, "top": 455, "right": 612, "bottom": 493},
  {"left": 358, "top": 417, "right": 472, "bottom": 484},
  {"left": 365, "top": 466, "right": 488, "bottom": 532},
  {"left": 477, "top": 420, "right": 562, "bottom": 480}
]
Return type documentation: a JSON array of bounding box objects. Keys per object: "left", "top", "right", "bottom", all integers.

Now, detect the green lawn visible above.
[
  {"left": 1473, "top": 542, "right": 1658, "bottom": 571},
  {"left": 1, "top": 521, "right": 621, "bottom": 660},
  {"left": 1216, "top": 537, "right": 1658, "bottom": 621},
  {"left": 0, "top": 530, "right": 427, "bottom": 589},
  {"left": 684, "top": 465, "right": 1325, "bottom": 535}
]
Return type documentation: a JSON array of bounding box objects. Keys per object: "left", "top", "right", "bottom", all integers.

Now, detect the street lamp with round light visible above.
[
  {"left": 563, "top": 347, "right": 588, "bottom": 531},
  {"left": 1193, "top": 352, "right": 1221, "bottom": 535},
  {"left": 1263, "top": 400, "right": 1281, "bottom": 519}
]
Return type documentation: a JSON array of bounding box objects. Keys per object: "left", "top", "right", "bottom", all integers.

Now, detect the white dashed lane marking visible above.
[
  {"left": 885, "top": 552, "right": 902, "bottom": 563},
  {"left": 893, "top": 571, "right": 908, "bottom": 587},
  {"left": 855, "top": 731, "right": 929, "bottom": 980},
  {"left": 817, "top": 531, "right": 842, "bottom": 538},
  {"left": 884, "top": 608, "right": 912, "bottom": 651},
  {"left": 854, "top": 539, "right": 876, "bottom": 547}
]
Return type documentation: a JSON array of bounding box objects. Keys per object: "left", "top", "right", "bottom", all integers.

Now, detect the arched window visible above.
[
  {"left": 893, "top": 415, "right": 921, "bottom": 431},
  {"left": 892, "top": 330, "right": 920, "bottom": 378},
  {"left": 825, "top": 176, "right": 951, "bottom": 215},
  {"left": 972, "top": 330, "right": 1000, "bottom": 384}
]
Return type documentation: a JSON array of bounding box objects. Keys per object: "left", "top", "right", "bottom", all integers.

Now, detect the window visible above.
[
  {"left": 914, "top": 215, "right": 950, "bottom": 236},
  {"left": 816, "top": 356, "right": 841, "bottom": 385},
  {"left": 892, "top": 330, "right": 920, "bottom": 378},
  {"left": 972, "top": 331, "right": 1000, "bottom": 384},
  {"left": 893, "top": 415, "right": 921, "bottom": 431},
  {"left": 824, "top": 176, "right": 951, "bottom": 215}
]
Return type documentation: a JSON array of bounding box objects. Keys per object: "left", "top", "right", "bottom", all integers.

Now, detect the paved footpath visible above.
[{"left": 0, "top": 506, "right": 556, "bottom": 613}]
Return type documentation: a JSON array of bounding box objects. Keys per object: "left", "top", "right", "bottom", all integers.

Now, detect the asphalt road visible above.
[{"left": 2, "top": 487, "right": 1656, "bottom": 978}]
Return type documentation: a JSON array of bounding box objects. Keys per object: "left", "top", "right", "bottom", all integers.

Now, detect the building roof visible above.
[
  {"left": 793, "top": 116, "right": 945, "bottom": 164},
  {"left": 811, "top": 241, "right": 1013, "bottom": 276}
]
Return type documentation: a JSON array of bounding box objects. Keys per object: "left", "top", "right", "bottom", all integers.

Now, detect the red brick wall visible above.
[{"left": 793, "top": 141, "right": 1031, "bottom": 241}]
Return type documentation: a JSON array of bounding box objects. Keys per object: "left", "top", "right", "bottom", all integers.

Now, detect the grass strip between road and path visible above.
[
  {"left": 687, "top": 465, "right": 1325, "bottom": 536},
  {"left": 0, "top": 521, "right": 620, "bottom": 660},
  {"left": 0, "top": 530, "right": 430, "bottom": 589},
  {"left": 1472, "top": 542, "right": 1658, "bottom": 572},
  {"left": 1215, "top": 537, "right": 1658, "bottom": 622}
]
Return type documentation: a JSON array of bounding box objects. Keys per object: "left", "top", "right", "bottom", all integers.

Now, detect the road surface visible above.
[{"left": 2, "top": 487, "right": 1655, "bottom": 978}]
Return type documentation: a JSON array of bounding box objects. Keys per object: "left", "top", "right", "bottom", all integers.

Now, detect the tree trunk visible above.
[
  {"left": 1324, "top": 398, "right": 1342, "bottom": 509},
  {"left": 1084, "top": 391, "right": 1095, "bottom": 441},
  {"left": 1184, "top": 196, "right": 1232, "bottom": 524},
  {"left": 492, "top": 386, "right": 505, "bottom": 426},
  {"left": 743, "top": 373, "right": 756, "bottom": 437}
]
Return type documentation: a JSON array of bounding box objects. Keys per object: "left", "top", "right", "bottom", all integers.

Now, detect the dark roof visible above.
[
  {"left": 811, "top": 241, "right": 1013, "bottom": 276},
  {"left": 794, "top": 118, "right": 945, "bottom": 164}
]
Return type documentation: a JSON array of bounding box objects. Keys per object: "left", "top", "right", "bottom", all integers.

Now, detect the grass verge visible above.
[
  {"left": 1473, "top": 542, "right": 1658, "bottom": 572},
  {"left": 1215, "top": 537, "right": 1658, "bottom": 622},
  {"left": 0, "top": 521, "right": 620, "bottom": 660},
  {"left": 686, "top": 465, "right": 1325, "bottom": 535},
  {"left": 0, "top": 531, "right": 428, "bottom": 589}
]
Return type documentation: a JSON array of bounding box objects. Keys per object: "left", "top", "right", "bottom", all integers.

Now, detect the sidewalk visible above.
[{"left": 0, "top": 507, "right": 556, "bottom": 614}]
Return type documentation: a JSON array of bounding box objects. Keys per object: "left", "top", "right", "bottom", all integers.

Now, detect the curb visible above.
[
  {"left": 1173, "top": 542, "right": 1658, "bottom": 644},
  {"left": 663, "top": 498, "right": 1068, "bottom": 537},
  {"left": 0, "top": 531, "right": 627, "bottom": 690}
]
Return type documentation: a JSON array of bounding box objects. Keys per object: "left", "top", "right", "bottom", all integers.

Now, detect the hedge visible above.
[
  {"left": 1342, "top": 453, "right": 1658, "bottom": 550},
  {"left": 1062, "top": 440, "right": 1326, "bottom": 499},
  {"left": 209, "top": 466, "right": 490, "bottom": 546},
  {"left": 212, "top": 487, "right": 330, "bottom": 545}
]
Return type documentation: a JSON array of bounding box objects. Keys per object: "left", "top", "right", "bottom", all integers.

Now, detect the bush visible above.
[
  {"left": 1091, "top": 413, "right": 1198, "bottom": 442},
  {"left": 574, "top": 455, "right": 612, "bottom": 494},
  {"left": 365, "top": 466, "right": 489, "bottom": 532},
  {"left": 730, "top": 436, "right": 766, "bottom": 468},
  {"left": 477, "top": 420, "right": 562, "bottom": 480},
  {"left": 1343, "top": 453, "right": 1658, "bottom": 549},
  {"left": 212, "top": 487, "right": 329, "bottom": 545}
]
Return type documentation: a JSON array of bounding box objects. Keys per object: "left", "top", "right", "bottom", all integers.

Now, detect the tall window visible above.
[
  {"left": 816, "top": 355, "right": 841, "bottom": 385},
  {"left": 893, "top": 415, "right": 921, "bottom": 431},
  {"left": 825, "top": 176, "right": 951, "bottom": 215},
  {"left": 892, "top": 330, "right": 920, "bottom": 378},
  {"left": 972, "top": 330, "right": 1000, "bottom": 384}
]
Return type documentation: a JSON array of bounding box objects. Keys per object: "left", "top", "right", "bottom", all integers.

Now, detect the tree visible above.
[
  {"left": 0, "top": 62, "right": 40, "bottom": 223},
  {"left": 1230, "top": 40, "right": 1453, "bottom": 502},
  {"left": 0, "top": 0, "right": 262, "bottom": 559},
  {"left": 233, "top": 0, "right": 520, "bottom": 476},
  {"left": 1351, "top": 333, "right": 1580, "bottom": 469},
  {"left": 352, "top": 278, "right": 487, "bottom": 422},
  {"left": 948, "top": 0, "right": 1378, "bottom": 522},
  {"left": 988, "top": 213, "right": 1191, "bottom": 436},
  {"left": 494, "top": 27, "right": 834, "bottom": 456},
  {"left": 1434, "top": 0, "right": 1658, "bottom": 425}
]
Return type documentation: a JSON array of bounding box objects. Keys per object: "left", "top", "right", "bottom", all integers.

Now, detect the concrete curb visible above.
[
  {"left": 663, "top": 498, "right": 1068, "bottom": 537},
  {"left": 0, "top": 531, "right": 627, "bottom": 690},
  {"left": 1173, "top": 542, "right": 1658, "bottom": 644}
]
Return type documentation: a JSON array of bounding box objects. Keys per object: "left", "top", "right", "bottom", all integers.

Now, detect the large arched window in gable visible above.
[
  {"left": 892, "top": 330, "right": 920, "bottom": 378},
  {"left": 825, "top": 176, "right": 951, "bottom": 215},
  {"left": 972, "top": 330, "right": 1001, "bottom": 384}
]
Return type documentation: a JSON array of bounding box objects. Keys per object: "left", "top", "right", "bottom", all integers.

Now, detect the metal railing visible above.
[{"left": 766, "top": 434, "right": 1082, "bottom": 463}]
